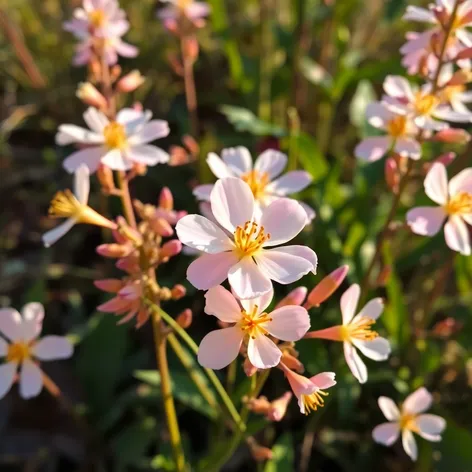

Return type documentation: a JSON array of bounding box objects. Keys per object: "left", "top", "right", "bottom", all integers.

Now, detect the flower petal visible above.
[
  {"left": 206, "top": 152, "right": 235, "bottom": 179},
  {"left": 340, "top": 284, "right": 360, "bottom": 325},
  {"left": 19, "top": 359, "right": 43, "bottom": 399},
  {"left": 372, "top": 422, "right": 400, "bottom": 446},
  {"left": 356, "top": 298, "right": 384, "bottom": 321},
  {"left": 193, "top": 184, "right": 214, "bottom": 201},
  {"left": 254, "top": 149, "right": 287, "bottom": 179},
  {"left": 210, "top": 177, "right": 254, "bottom": 233},
  {"left": 448, "top": 167, "right": 472, "bottom": 196},
  {"left": 425, "top": 163, "right": 449, "bottom": 205},
  {"left": 378, "top": 396, "right": 401, "bottom": 421},
  {"left": 176, "top": 215, "right": 233, "bottom": 253},
  {"left": 126, "top": 145, "right": 169, "bottom": 165},
  {"left": 0, "top": 338, "right": 8, "bottom": 357},
  {"left": 403, "top": 387, "right": 432, "bottom": 415},
  {"left": 0, "top": 308, "right": 23, "bottom": 341},
  {"left": 406, "top": 207, "right": 446, "bottom": 236},
  {"left": 355, "top": 136, "right": 391, "bottom": 162},
  {"left": 42, "top": 218, "right": 77, "bottom": 248},
  {"left": 309, "top": 372, "right": 336, "bottom": 389},
  {"left": 265, "top": 306, "right": 310, "bottom": 341},
  {"left": 74, "top": 164, "right": 90, "bottom": 204},
  {"left": 344, "top": 342, "right": 367, "bottom": 383},
  {"left": 204, "top": 286, "right": 242, "bottom": 322},
  {"left": 239, "top": 287, "right": 274, "bottom": 314},
  {"left": 221, "top": 147, "right": 252, "bottom": 175},
  {"left": 116, "top": 108, "right": 149, "bottom": 128},
  {"left": 63, "top": 146, "right": 104, "bottom": 174},
  {"left": 83, "top": 107, "right": 108, "bottom": 133},
  {"left": 101, "top": 149, "right": 132, "bottom": 171},
  {"left": 228, "top": 257, "right": 273, "bottom": 299},
  {"left": 56, "top": 125, "right": 103, "bottom": 145},
  {"left": 0, "top": 362, "right": 17, "bottom": 399},
  {"left": 32, "top": 336, "right": 73, "bottom": 361},
  {"left": 444, "top": 215, "right": 471, "bottom": 255},
  {"left": 187, "top": 252, "right": 238, "bottom": 290},
  {"left": 197, "top": 327, "right": 243, "bottom": 369},
  {"left": 394, "top": 138, "right": 421, "bottom": 159},
  {"left": 352, "top": 337, "right": 391, "bottom": 361},
  {"left": 20, "top": 303, "right": 44, "bottom": 342},
  {"left": 266, "top": 171, "right": 312, "bottom": 195},
  {"left": 384, "top": 75, "right": 415, "bottom": 100},
  {"left": 415, "top": 414, "right": 446, "bottom": 441},
  {"left": 127, "top": 120, "right": 169, "bottom": 145},
  {"left": 402, "top": 429, "right": 418, "bottom": 461},
  {"left": 247, "top": 335, "right": 281, "bottom": 369}
]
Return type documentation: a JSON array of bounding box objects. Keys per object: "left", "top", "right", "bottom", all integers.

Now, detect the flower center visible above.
[
  {"left": 301, "top": 389, "right": 329, "bottom": 415},
  {"left": 49, "top": 190, "right": 84, "bottom": 219},
  {"left": 399, "top": 413, "right": 418, "bottom": 432},
  {"left": 178, "top": 0, "right": 193, "bottom": 9},
  {"left": 414, "top": 92, "right": 439, "bottom": 116},
  {"left": 7, "top": 342, "right": 31, "bottom": 363},
  {"left": 441, "top": 84, "right": 466, "bottom": 104},
  {"left": 342, "top": 316, "right": 379, "bottom": 342},
  {"left": 103, "top": 121, "right": 127, "bottom": 150},
  {"left": 445, "top": 191, "right": 472, "bottom": 215},
  {"left": 233, "top": 221, "right": 270, "bottom": 258},
  {"left": 386, "top": 116, "right": 408, "bottom": 138},
  {"left": 241, "top": 170, "right": 270, "bottom": 199},
  {"left": 88, "top": 10, "right": 106, "bottom": 28},
  {"left": 239, "top": 305, "right": 272, "bottom": 339}
]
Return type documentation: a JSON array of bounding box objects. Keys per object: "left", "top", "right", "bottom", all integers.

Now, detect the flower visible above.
[
  {"left": 57, "top": 107, "right": 170, "bottom": 173},
  {"left": 176, "top": 177, "right": 318, "bottom": 299},
  {"left": 42, "top": 164, "right": 116, "bottom": 247},
  {"left": 280, "top": 363, "right": 336, "bottom": 415},
  {"left": 355, "top": 102, "right": 421, "bottom": 162},
  {"left": 193, "top": 147, "right": 315, "bottom": 221},
  {"left": 372, "top": 387, "right": 446, "bottom": 461},
  {"left": 197, "top": 286, "right": 310, "bottom": 370},
  {"left": 157, "top": 0, "right": 210, "bottom": 29},
  {"left": 0, "top": 303, "right": 73, "bottom": 399},
  {"left": 406, "top": 162, "right": 472, "bottom": 255},
  {"left": 305, "top": 284, "right": 391, "bottom": 384},
  {"left": 304, "top": 264, "right": 349, "bottom": 308},
  {"left": 267, "top": 391, "right": 293, "bottom": 421}
]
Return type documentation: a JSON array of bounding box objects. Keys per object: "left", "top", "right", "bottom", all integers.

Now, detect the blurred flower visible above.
[
  {"left": 197, "top": 286, "right": 310, "bottom": 370},
  {"left": 76, "top": 82, "right": 108, "bottom": 109},
  {"left": 433, "top": 128, "right": 471, "bottom": 144},
  {"left": 157, "top": 0, "right": 210, "bottom": 30},
  {"left": 372, "top": 388, "right": 446, "bottom": 461},
  {"left": 305, "top": 284, "right": 390, "bottom": 384},
  {"left": 43, "top": 164, "right": 116, "bottom": 247},
  {"left": 267, "top": 391, "right": 292, "bottom": 421},
  {"left": 437, "top": 64, "right": 472, "bottom": 114},
  {"left": 247, "top": 438, "right": 273, "bottom": 461},
  {"left": 406, "top": 163, "right": 472, "bottom": 255},
  {"left": 116, "top": 70, "right": 146, "bottom": 93},
  {"left": 193, "top": 147, "right": 315, "bottom": 222},
  {"left": 304, "top": 264, "right": 349, "bottom": 309},
  {"left": 275, "top": 286, "right": 307, "bottom": 309},
  {"left": 57, "top": 107, "right": 169, "bottom": 173},
  {"left": 0, "top": 303, "right": 73, "bottom": 399},
  {"left": 72, "top": 36, "right": 138, "bottom": 66},
  {"left": 177, "top": 178, "right": 317, "bottom": 299}
]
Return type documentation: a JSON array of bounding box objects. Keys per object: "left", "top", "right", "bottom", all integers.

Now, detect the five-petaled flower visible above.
[
  {"left": 0, "top": 303, "right": 73, "bottom": 399},
  {"left": 176, "top": 177, "right": 318, "bottom": 299},
  {"left": 197, "top": 286, "right": 310, "bottom": 369},
  {"left": 407, "top": 163, "right": 472, "bottom": 255},
  {"left": 373, "top": 387, "right": 446, "bottom": 461}
]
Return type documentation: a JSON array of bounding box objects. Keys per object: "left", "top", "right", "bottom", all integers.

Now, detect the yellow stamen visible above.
[
  {"left": 301, "top": 389, "right": 329, "bottom": 415},
  {"left": 342, "top": 316, "right": 379, "bottom": 342},
  {"left": 414, "top": 92, "right": 439, "bottom": 116},
  {"left": 239, "top": 305, "right": 272, "bottom": 339},
  {"left": 103, "top": 121, "right": 127, "bottom": 150},
  {"left": 441, "top": 84, "right": 466, "bottom": 104},
  {"left": 241, "top": 170, "right": 270, "bottom": 199},
  {"left": 386, "top": 115, "right": 408, "bottom": 138},
  {"left": 399, "top": 413, "right": 418, "bottom": 432},
  {"left": 178, "top": 0, "right": 192, "bottom": 9},
  {"left": 88, "top": 10, "right": 106, "bottom": 28},
  {"left": 7, "top": 342, "right": 31, "bottom": 363},
  {"left": 233, "top": 221, "right": 270, "bottom": 258},
  {"left": 445, "top": 191, "right": 472, "bottom": 215}
]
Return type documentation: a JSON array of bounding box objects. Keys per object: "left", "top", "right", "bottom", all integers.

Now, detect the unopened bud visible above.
[
  {"left": 434, "top": 128, "right": 471, "bottom": 144},
  {"left": 247, "top": 439, "right": 273, "bottom": 462},
  {"left": 183, "top": 135, "right": 200, "bottom": 156},
  {"left": 280, "top": 347, "right": 304, "bottom": 373},
  {"left": 183, "top": 36, "right": 199, "bottom": 62},
  {"left": 176, "top": 309, "right": 192, "bottom": 329},
  {"left": 116, "top": 256, "right": 140, "bottom": 274},
  {"left": 275, "top": 287, "right": 307, "bottom": 309},
  {"left": 110, "top": 65, "right": 122, "bottom": 82},
  {"left": 430, "top": 152, "right": 456, "bottom": 169},
  {"left": 97, "top": 164, "right": 115, "bottom": 194},
  {"left": 96, "top": 243, "right": 131, "bottom": 258},
  {"left": 94, "top": 278, "right": 123, "bottom": 293},
  {"left": 161, "top": 239, "right": 182, "bottom": 259},
  {"left": 116, "top": 70, "right": 145, "bottom": 92},
  {"left": 305, "top": 265, "right": 349, "bottom": 309},
  {"left": 243, "top": 395, "right": 271, "bottom": 415},
  {"left": 133, "top": 162, "right": 147, "bottom": 176},
  {"left": 446, "top": 69, "right": 472, "bottom": 86},
  {"left": 171, "top": 284, "right": 186, "bottom": 300},
  {"left": 455, "top": 46, "right": 472, "bottom": 61},
  {"left": 77, "top": 82, "right": 107, "bottom": 109},
  {"left": 159, "top": 187, "right": 174, "bottom": 211},
  {"left": 151, "top": 218, "right": 174, "bottom": 237},
  {"left": 432, "top": 317, "right": 463, "bottom": 338},
  {"left": 243, "top": 357, "right": 258, "bottom": 377},
  {"left": 385, "top": 157, "right": 400, "bottom": 193},
  {"left": 169, "top": 146, "right": 191, "bottom": 166},
  {"left": 267, "top": 392, "right": 292, "bottom": 422},
  {"left": 376, "top": 266, "right": 391, "bottom": 287}
]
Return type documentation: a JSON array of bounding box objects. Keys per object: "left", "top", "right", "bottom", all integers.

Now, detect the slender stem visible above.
[
  {"left": 226, "top": 359, "right": 237, "bottom": 396},
  {"left": 151, "top": 312, "right": 187, "bottom": 472},
  {"left": 117, "top": 171, "right": 137, "bottom": 228},
  {"left": 181, "top": 35, "right": 199, "bottom": 137}
]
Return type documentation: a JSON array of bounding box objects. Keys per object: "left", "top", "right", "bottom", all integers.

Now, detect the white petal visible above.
[
  {"left": 254, "top": 149, "right": 287, "bottom": 179},
  {"left": 366, "top": 102, "right": 393, "bottom": 129},
  {"left": 378, "top": 396, "right": 401, "bottom": 421},
  {"left": 101, "top": 149, "right": 132, "bottom": 171},
  {"left": 32, "top": 336, "right": 73, "bottom": 360},
  {"left": 0, "top": 308, "right": 23, "bottom": 341},
  {"left": 384, "top": 75, "right": 414, "bottom": 100},
  {"left": 127, "top": 120, "right": 169, "bottom": 145},
  {"left": 265, "top": 171, "right": 312, "bottom": 195},
  {"left": 74, "top": 164, "right": 90, "bottom": 204},
  {"left": 394, "top": 138, "right": 421, "bottom": 160},
  {"left": 197, "top": 327, "right": 243, "bottom": 369},
  {"left": 204, "top": 286, "right": 242, "bottom": 322},
  {"left": 62, "top": 146, "right": 104, "bottom": 174},
  {"left": 403, "top": 387, "right": 432, "bottom": 415},
  {"left": 0, "top": 362, "right": 17, "bottom": 399},
  {"left": 56, "top": 125, "right": 103, "bottom": 146},
  {"left": 352, "top": 337, "right": 391, "bottom": 361},
  {"left": 444, "top": 216, "right": 471, "bottom": 255},
  {"left": 406, "top": 207, "right": 446, "bottom": 236},
  {"left": 416, "top": 414, "right": 446, "bottom": 440},
  {"left": 340, "top": 284, "right": 360, "bottom": 325},
  {"left": 266, "top": 306, "right": 310, "bottom": 341},
  {"left": 19, "top": 359, "right": 43, "bottom": 399},
  {"left": 357, "top": 298, "right": 384, "bottom": 321},
  {"left": 83, "top": 107, "right": 108, "bottom": 133},
  {"left": 0, "top": 338, "right": 8, "bottom": 357},
  {"left": 372, "top": 422, "right": 400, "bottom": 446},
  {"left": 176, "top": 215, "right": 234, "bottom": 253},
  {"left": 299, "top": 201, "right": 316, "bottom": 222},
  {"left": 126, "top": 145, "right": 169, "bottom": 165},
  {"left": 402, "top": 429, "right": 418, "bottom": 461},
  {"left": 42, "top": 218, "right": 77, "bottom": 248},
  {"left": 344, "top": 342, "right": 367, "bottom": 384},
  {"left": 355, "top": 136, "right": 391, "bottom": 162},
  {"left": 260, "top": 199, "right": 307, "bottom": 246},
  {"left": 267, "top": 245, "right": 317, "bottom": 271},
  {"left": 403, "top": 5, "right": 436, "bottom": 23},
  {"left": 239, "top": 287, "right": 274, "bottom": 314},
  {"left": 193, "top": 184, "right": 214, "bottom": 201},
  {"left": 425, "top": 163, "right": 449, "bottom": 205},
  {"left": 206, "top": 152, "right": 235, "bottom": 179},
  {"left": 20, "top": 303, "right": 44, "bottom": 342},
  {"left": 228, "top": 257, "right": 273, "bottom": 299},
  {"left": 187, "top": 252, "right": 239, "bottom": 290},
  {"left": 247, "top": 335, "right": 281, "bottom": 369},
  {"left": 221, "top": 147, "right": 252, "bottom": 175},
  {"left": 449, "top": 167, "right": 472, "bottom": 196},
  {"left": 116, "top": 108, "right": 149, "bottom": 127}
]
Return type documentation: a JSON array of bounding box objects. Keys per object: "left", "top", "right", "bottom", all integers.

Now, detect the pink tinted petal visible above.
[
  {"left": 101, "top": 149, "right": 132, "bottom": 171},
  {"left": 115, "top": 40, "right": 138, "bottom": 58},
  {"left": 126, "top": 145, "right": 169, "bottom": 166},
  {"left": 425, "top": 163, "right": 449, "bottom": 205},
  {"left": 239, "top": 287, "right": 274, "bottom": 314},
  {"left": 42, "top": 219, "right": 76, "bottom": 248},
  {"left": 116, "top": 108, "right": 147, "bottom": 126},
  {"left": 0, "top": 362, "right": 17, "bottom": 399},
  {"left": 0, "top": 308, "right": 23, "bottom": 342},
  {"left": 299, "top": 202, "right": 316, "bottom": 222},
  {"left": 448, "top": 167, "right": 472, "bottom": 196},
  {"left": 444, "top": 215, "right": 471, "bottom": 255},
  {"left": 344, "top": 342, "right": 367, "bottom": 384},
  {"left": 265, "top": 306, "right": 310, "bottom": 341},
  {"left": 193, "top": 184, "right": 214, "bottom": 201},
  {"left": 384, "top": 75, "right": 414, "bottom": 100},
  {"left": 20, "top": 303, "right": 44, "bottom": 342},
  {"left": 356, "top": 298, "right": 384, "bottom": 321},
  {"left": 74, "top": 164, "right": 90, "bottom": 204},
  {"left": 83, "top": 107, "right": 108, "bottom": 133},
  {"left": 32, "top": 336, "right": 73, "bottom": 361},
  {"left": 221, "top": 147, "right": 252, "bottom": 175},
  {"left": 372, "top": 423, "right": 400, "bottom": 446},
  {"left": 63, "top": 147, "right": 104, "bottom": 174},
  {"left": 266, "top": 171, "right": 312, "bottom": 196},
  {"left": 355, "top": 136, "right": 391, "bottom": 162},
  {"left": 394, "top": 138, "right": 421, "bottom": 160},
  {"left": 0, "top": 338, "right": 7, "bottom": 356},
  {"left": 340, "top": 284, "right": 360, "bottom": 325},
  {"left": 210, "top": 178, "right": 254, "bottom": 233},
  {"left": 187, "top": 252, "right": 238, "bottom": 290},
  {"left": 247, "top": 335, "right": 281, "bottom": 369},
  {"left": 403, "top": 387, "right": 432, "bottom": 415},
  {"left": 197, "top": 327, "right": 242, "bottom": 369},
  {"left": 366, "top": 102, "right": 392, "bottom": 128},
  {"left": 127, "top": 119, "right": 170, "bottom": 144},
  {"left": 402, "top": 429, "right": 418, "bottom": 461},
  {"left": 228, "top": 257, "right": 272, "bottom": 299},
  {"left": 187, "top": 2, "right": 211, "bottom": 19},
  {"left": 378, "top": 397, "right": 401, "bottom": 421},
  {"left": 352, "top": 337, "right": 391, "bottom": 361},
  {"left": 284, "top": 368, "right": 317, "bottom": 398},
  {"left": 415, "top": 414, "right": 446, "bottom": 440},
  {"left": 406, "top": 207, "right": 446, "bottom": 236},
  {"left": 56, "top": 125, "right": 103, "bottom": 145},
  {"left": 309, "top": 372, "right": 336, "bottom": 389},
  {"left": 204, "top": 286, "right": 241, "bottom": 322},
  {"left": 270, "top": 246, "right": 317, "bottom": 272},
  {"left": 403, "top": 5, "right": 435, "bottom": 22},
  {"left": 206, "top": 152, "right": 235, "bottom": 179},
  {"left": 19, "top": 360, "right": 43, "bottom": 399},
  {"left": 254, "top": 150, "right": 287, "bottom": 179}
]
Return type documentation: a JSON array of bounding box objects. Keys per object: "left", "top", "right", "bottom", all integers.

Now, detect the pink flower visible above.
[
  {"left": 406, "top": 163, "right": 472, "bottom": 255},
  {"left": 157, "top": 0, "right": 210, "bottom": 29},
  {"left": 0, "top": 303, "right": 73, "bottom": 399},
  {"left": 372, "top": 387, "right": 446, "bottom": 461},
  {"left": 176, "top": 177, "right": 318, "bottom": 299},
  {"left": 193, "top": 147, "right": 315, "bottom": 222},
  {"left": 437, "top": 64, "right": 472, "bottom": 114},
  {"left": 305, "top": 284, "right": 391, "bottom": 384},
  {"left": 280, "top": 363, "right": 336, "bottom": 415},
  {"left": 57, "top": 107, "right": 170, "bottom": 173},
  {"left": 355, "top": 102, "right": 421, "bottom": 162},
  {"left": 197, "top": 286, "right": 310, "bottom": 369}
]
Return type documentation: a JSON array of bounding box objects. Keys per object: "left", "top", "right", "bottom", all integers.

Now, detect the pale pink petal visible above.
[
  {"left": 355, "top": 136, "right": 391, "bottom": 162},
  {"left": 372, "top": 422, "right": 400, "bottom": 446},
  {"left": 247, "top": 335, "right": 281, "bottom": 369},
  {"left": 221, "top": 147, "right": 252, "bottom": 175},
  {"left": 73, "top": 164, "right": 90, "bottom": 204},
  {"left": 187, "top": 252, "right": 238, "bottom": 290},
  {"left": 0, "top": 362, "right": 17, "bottom": 399},
  {"left": 416, "top": 414, "right": 446, "bottom": 441},
  {"left": 20, "top": 303, "right": 44, "bottom": 342},
  {"left": 228, "top": 257, "right": 272, "bottom": 299},
  {"left": 299, "top": 201, "right": 316, "bottom": 222},
  {"left": 42, "top": 218, "right": 77, "bottom": 247},
  {"left": 126, "top": 145, "right": 169, "bottom": 165},
  {"left": 114, "top": 39, "right": 138, "bottom": 58},
  {"left": 403, "top": 387, "right": 432, "bottom": 415},
  {"left": 32, "top": 336, "right": 73, "bottom": 361},
  {"left": 402, "top": 429, "right": 418, "bottom": 461},
  {"left": 0, "top": 308, "right": 23, "bottom": 341},
  {"left": 352, "top": 337, "right": 391, "bottom": 361},
  {"left": 116, "top": 108, "right": 148, "bottom": 127},
  {"left": 176, "top": 214, "right": 233, "bottom": 253},
  {"left": 193, "top": 184, "right": 214, "bottom": 201},
  {"left": 19, "top": 360, "right": 43, "bottom": 399},
  {"left": 284, "top": 368, "right": 317, "bottom": 399},
  {"left": 210, "top": 178, "right": 254, "bottom": 233},
  {"left": 127, "top": 120, "right": 169, "bottom": 145},
  {"left": 309, "top": 372, "right": 336, "bottom": 389},
  {"left": 204, "top": 286, "right": 241, "bottom": 322},
  {"left": 197, "top": 327, "right": 243, "bottom": 369},
  {"left": 378, "top": 396, "right": 401, "bottom": 421},
  {"left": 448, "top": 167, "right": 472, "bottom": 196},
  {"left": 344, "top": 342, "right": 367, "bottom": 383},
  {"left": 394, "top": 138, "right": 421, "bottom": 160},
  {"left": 425, "top": 163, "right": 449, "bottom": 204},
  {"left": 366, "top": 102, "right": 393, "bottom": 129},
  {"left": 340, "top": 284, "right": 360, "bottom": 325},
  {"left": 444, "top": 215, "right": 471, "bottom": 255},
  {"left": 403, "top": 5, "right": 436, "bottom": 23},
  {"left": 384, "top": 75, "right": 415, "bottom": 100},
  {"left": 206, "top": 152, "right": 235, "bottom": 179},
  {"left": 406, "top": 207, "right": 446, "bottom": 236},
  {"left": 101, "top": 149, "right": 132, "bottom": 171},
  {"left": 56, "top": 125, "right": 103, "bottom": 145},
  {"left": 355, "top": 298, "right": 384, "bottom": 321},
  {"left": 63, "top": 146, "right": 104, "bottom": 174},
  {"left": 186, "top": 2, "right": 211, "bottom": 19},
  {"left": 83, "top": 107, "right": 108, "bottom": 133},
  {"left": 254, "top": 149, "right": 287, "bottom": 179},
  {"left": 239, "top": 287, "right": 274, "bottom": 314},
  {"left": 434, "top": 106, "right": 472, "bottom": 123},
  {"left": 0, "top": 338, "right": 7, "bottom": 356},
  {"left": 265, "top": 306, "right": 310, "bottom": 341},
  {"left": 266, "top": 171, "right": 312, "bottom": 196}
]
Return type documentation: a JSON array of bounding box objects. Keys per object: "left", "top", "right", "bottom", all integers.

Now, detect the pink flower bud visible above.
[
  {"left": 305, "top": 265, "right": 349, "bottom": 309},
  {"left": 385, "top": 157, "right": 400, "bottom": 193},
  {"left": 96, "top": 243, "right": 131, "bottom": 258},
  {"left": 159, "top": 187, "right": 174, "bottom": 211},
  {"left": 244, "top": 357, "right": 258, "bottom": 377},
  {"left": 275, "top": 287, "right": 307, "bottom": 309},
  {"left": 432, "top": 151, "right": 456, "bottom": 167},
  {"left": 433, "top": 129, "right": 471, "bottom": 145},
  {"left": 267, "top": 392, "right": 292, "bottom": 422},
  {"left": 151, "top": 218, "right": 173, "bottom": 237},
  {"left": 183, "top": 36, "right": 199, "bottom": 62},
  {"left": 243, "top": 395, "right": 271, "bottom": 415},
  {"left": 176, "top": 309, "right": 192, "bottom": 329},
  {"left": 171, "top": 284, "right": 186, "bottom": 300},
  {"left": 280, "top": 349, "right": 305, "bottom": 373},
  {"left": 116, "top": 70, "right": 145, "bottom": 93},
  {"left": 76, "top": 82, "right": 107, "bottom": 109},
  {"left": 94, "top": 279, "right": 123, "bottom": 293},
  {"left": 248, "top": 440, "right": 273, "bottom": 462},
  {"left": 455, "top": 46, "right": 472, "bottom": 60},
  {"left": 161, "top": 239, "right": 182, "bottom": 259}
]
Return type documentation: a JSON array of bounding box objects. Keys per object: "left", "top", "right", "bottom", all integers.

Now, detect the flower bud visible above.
[
  {"left": 455, "top": 46, "right": 472, "bottom": 61},
  {"left": 280, "top": 347, "right": 304, "bottom": 373},
  {"left": 275, "top": 287, "right": 307, "bottom": 309},
  {"left": 183, "top": 135, "right": 200, "bottom": 156},
  {"left": 183, "top": 36, "right": 199, "bottom": 62},
  {"left": 159, "top": 187, "right": 174, "bottom": 211},
  {"left": 76, "top": 82, "right": 107, "bottom": 109},
  {"left": 243, "top": 357, "right": 258, "bottom": 377},
  {"left": 376, "top": 265, "right": 391, "bottom": 287},
  {"left": 116, "top": 70, "right": 145, "bottom": 93},
  {"left": 94, "top": 278, "right": 123, "bottom": 293},
  {"left": 267, "top": 392, "right": 292, "bottom": 422},
  {"left": 133, "top": 162, "right": 147, "bottom": 176},
  {"left": 176, "top": 309, "right": 192, "bottom": 329},
  {"left": 110, "top": 65, "right": 122, "bottom": 82},
  {"left": 434, "top": 129, "right": 470, "bottom": 144},
  {"left": 151, "top": 218, "right": 174, "bottom": 237},
  {"left": 97, "top": 164, "right": 115, "bottom": 194},
  {"left": 243, "top": 395, "right": 271, "bottom": 415},
  {"left": 247, "top": 439, "right": 273, "bottom": 462},
  {"left": 161, "top": 239, "right": 182, "bottom": 259},
  {"left": 429, "top": 152, "right": 456, "bottom": 170},
  {"left": 97, "top": 243, "right": 131, "bottom": 258},
  {"left": 171, "top": 284, "right": 186, "bottom": 300},
  {"left": 305, "top": 265, "right": 349, "bottom": 309}
]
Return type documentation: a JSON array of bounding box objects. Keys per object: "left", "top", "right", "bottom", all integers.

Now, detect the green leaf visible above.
[
  {"left": 437, "top": 420, "right": 472, "bottom": 471},
  {"left": 349, "top": 80, "right": 376, "bottom": 129},
  {"left": 289, "top": 132, "right": 329, "bottom": 182},
  {"left": 299, "top": 56, "right": 333, "bottom": 91},
  {"left": 264, "top": 434, "right": 294, "bottom": 472}
]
